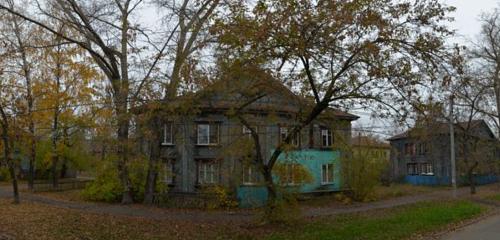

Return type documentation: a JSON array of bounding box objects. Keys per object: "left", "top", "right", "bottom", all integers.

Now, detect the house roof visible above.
[
  {"left": 191, "top": 72, "right": 359, "bottom": 120},
  {"left": 134, "top": 67, "right": 359, "bottom": 121},
  {"left": 387, "top": 119, "right": 496, "bottom": 141}
]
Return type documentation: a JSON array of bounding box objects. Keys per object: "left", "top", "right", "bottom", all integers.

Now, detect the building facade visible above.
[
  {"left": 388, "top": 120, "right": 499, "bottom": 186},
  {"left": 140, "top": 78, "right": 358, "bottom": 206}
]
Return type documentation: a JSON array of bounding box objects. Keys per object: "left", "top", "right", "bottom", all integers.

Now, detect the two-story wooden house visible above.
[
  {"left": 388, "top": 120, "right": 499, "bottom": 186},
  {"left": 138, "top": 76, "right": 358, "bottom": 207}
]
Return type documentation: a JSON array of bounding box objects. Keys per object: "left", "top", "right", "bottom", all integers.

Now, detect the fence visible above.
[{"left": 32, "top": 178, "right": 93, "bottom": 192}]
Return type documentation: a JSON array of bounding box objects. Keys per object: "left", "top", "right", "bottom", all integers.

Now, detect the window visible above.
[
  {"left": 417, "top": 143, "right": 428, "bottom": 156},
  {"left": 280, "top": 127, "right": 300, "bottom": 147},
  {"left": 321, "top": 129, "right": 333, "bottom": 147},
  {"left": 162, "top": 122, "right": 174, "bottom": 145},
  {"left": 282, "top": 163, "right": 300, "bottom": 185},
  {"left": 242, "top": 165, "right": 260, "bottom": 185},
  {"left": 197, "top": 161, "right": 219, "bottom": 185},
  {"left": 197, "top": 123, "right": 219, "bottom": 145},
  {"left": 163, "top": 159, "right": 175, "bottom": 184},
  {"left": 407, "top": 163, "right": 418, "bottom": 175},
  {"left": 420, "top": 163, "right": 434, "bottom": 175},
  {"left": 243, "top": 126, "right": 257, "bottom": 139},
  {"left": 321, "top": 163, "right": 334, "bottom": 184},
  {"left": 404, "top": 143, "right": 415, "bottom": 156}
]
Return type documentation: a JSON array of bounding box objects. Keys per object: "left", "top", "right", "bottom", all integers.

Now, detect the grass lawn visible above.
[
  {"left": 300, "top": 184, "right": 440, "bottom": 207},
  {"left": 0, "top": 198, "right": 486, "bottom": 240},
  {"left": 486, "top": 194, "right": 500, "bottom": 202},
  {"left": 373, "top": 184, "right": 443, "bottom": 200},
  {"left": 263, "top": 200, "right": 485, "bottom": 240}
]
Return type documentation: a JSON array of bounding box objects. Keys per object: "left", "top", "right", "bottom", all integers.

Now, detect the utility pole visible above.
[{"left": 449, "top": 95, "right": 457, "bottom": 198}]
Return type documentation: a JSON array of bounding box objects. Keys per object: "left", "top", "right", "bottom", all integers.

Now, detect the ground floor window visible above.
[
  {"left": 163, "top": 159, "right": 175, "bottom": 184},
  {"left": 420, "top": 163, "right": 434, "bottom": 175},
  {"left": 197, "top": 160, "right": 219, "bottom": 185},
  {"left": 242, "top": 164, "right": 260, "bottom": 185},
  {"left": 407, "top": 163, "right": 418, "bottom": 175},
  {"left": 282, "top": 163, "right": 300, "bottom": 185},
  {"left": 321, "top": 163, "right": 334, "bottom": 184}
]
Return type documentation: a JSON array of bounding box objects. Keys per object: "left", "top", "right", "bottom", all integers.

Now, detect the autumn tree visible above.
[
  {"left": 32, "top": 25, "right": 100, "bottom": 188},
  {"left": 0, "top": 0, "right": 224, "bottom": 203},
  {"left": 0, "top": 42, "right": 20, "bottom": 204},
  {"left": 470, "top": 7, "right": 500, "bottom": 134},
  {"left": 215, "top": 0, "right": 459, "bottom": 216},
  {"left": 0, "top": 0, "right": 38, "bottom": 190},
  {"left": 452, "top": 67, "right": 499, "bottom": 194}
]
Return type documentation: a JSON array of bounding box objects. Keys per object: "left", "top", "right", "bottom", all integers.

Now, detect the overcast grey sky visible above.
[
  {"left": 445, "top": 0, "right": 499, "bottom": 41},
  {"left": 356, "top": 0, "right": 500, "bottom": 136}
]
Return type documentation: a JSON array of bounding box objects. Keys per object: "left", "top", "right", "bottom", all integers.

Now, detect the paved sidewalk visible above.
[
  {"left": 441, "top": 213, "right": 500, "bottom": 240},
  {"left": 0, "top": 185, "right": 482, "bottom": 223}
]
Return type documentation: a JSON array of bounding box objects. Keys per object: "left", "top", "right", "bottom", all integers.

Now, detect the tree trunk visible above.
[
  {"left": 60, "top": 159, "right": 67, "bottom": 179},
  {"left": 51, "top": 109, "right": 59, "bottom": 188},
  {"left": 51, "top": 155, "right": 59, "bottom": 188},
  {"left": 468, "top": 161, "right": 479, "bottom": 195},
  {"left": 7, "top": 160, "right": 19, "bottom": 204},
  {"left": 27, "top": 134, "right": 35, "bottom": 190},
  {"left": 144, "top": 116, "right": 162, "bottom": 204},
  {"left": 1, "top": 123, "right": 19, "bottom": 204},
  {"left": 116, "top": 97, "right": 133, "bottom": 204},
  {"left": 263, "top": 167, "right": 278, "bottom": 207}
]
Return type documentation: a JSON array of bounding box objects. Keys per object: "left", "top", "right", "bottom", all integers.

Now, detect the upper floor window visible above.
[
  {"left": 197, "top": 123, "right": 219, "bottom": 145},
  {"left": 243, "top": 126, "right": 257, "bottom": 139},
  {"left": 280, "top": 127, "right": 300, "bottom": 147},
  {"left": 417, "top": 142, "right": 428, "bottom": 156},
  {"left": 321, "top": 129, "right": 333, "bottom": 147},
  {"left": 404, "top": 143, "right": 415, "bottom": 156},
  {"left": 162, "top": 122, "right": 174, "bottom": 145}
]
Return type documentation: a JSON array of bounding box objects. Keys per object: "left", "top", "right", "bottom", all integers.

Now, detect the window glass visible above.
[
  {"left": 162, "top": 122, "right": 173, "bottom": 145},
  {"left": 197, "top": 124, "right": 209, "bottom": 145},
  {"left": 242, "top": 165, "right": 259, "bottom": 185},
  {"left": 322, "top": 163, "right": 334, "bottom": 184},
  {"left": 321, "top": 129, "right": 333, "bottom": 147},
  {"left": 198, "top": 161, "right": 218, "bottom": 184},
  {"left": 209, "top": 123, "right": 219, "bottom": 144},
  {"left": 280, "top": 127, "right": 300, "bottom": 147}
]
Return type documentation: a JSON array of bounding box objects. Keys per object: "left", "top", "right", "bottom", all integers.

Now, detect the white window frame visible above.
[
  {"left": 198, "top": 161, "right": 218, "bottom": 185},
  {"left": 162, "top": 122, "right": 174, "bottom": 146},
  {"left": 321, "top": 163, "right": 334, "bottom": 185},
  {"left": 421, "top": 163, "right": 434, "bottom": 176},
  {"left": 197, "top": 123, "right": 219, "bottom": 145},
  {"left": 321, "top": 129, "right": 333, "bottom": 147},
  {"left": 242, "top": 165, "right": 259, "bottom": 185},
  {"left": 243, "top": 126, "right": 257, "bottom": 139}
]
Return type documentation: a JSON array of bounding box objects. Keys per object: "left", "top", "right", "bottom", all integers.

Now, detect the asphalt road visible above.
[{"left": 441, "top": 214, "right": 500, "bottom": 240}]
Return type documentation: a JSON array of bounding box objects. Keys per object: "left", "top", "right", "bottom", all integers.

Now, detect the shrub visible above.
[
  {"left": 340, "top": 148, "right": 388, "bottom": 202},
  {"left": 81, "top": 162, "right": 122, "bottom": 202},
  {"left": 0, "top": 167, "right": 10, "bottom": 181}
]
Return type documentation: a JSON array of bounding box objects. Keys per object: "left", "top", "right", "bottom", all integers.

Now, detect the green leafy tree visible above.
[{"left": 214, "top": 0, "right": 459, "bottom": 218}]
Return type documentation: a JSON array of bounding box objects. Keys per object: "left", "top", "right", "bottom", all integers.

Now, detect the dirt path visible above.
[{"left": 0, "top": 185, "right": 491, "bottom": 223}]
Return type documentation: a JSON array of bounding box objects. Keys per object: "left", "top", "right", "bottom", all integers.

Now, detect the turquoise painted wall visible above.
[
  {"left": 237, "top": 150, "right": 342, "bottom": 208},
  {"left": 278, "top": 150, "right": 342, "bottom": 192}
]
